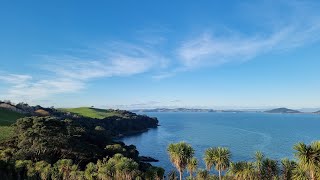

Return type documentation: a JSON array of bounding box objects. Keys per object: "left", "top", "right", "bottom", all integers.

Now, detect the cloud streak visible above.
[
  {"left": 42, "top": 42, "right": 168, "bottom": 80},
  {"left": 176, "top": 2, "right": 320, "bottom": 70},
  {"left": 0, "top": 42, "right": 168, "bottom": 103},
  {"left": 177, "top": 22, "right": 320, "bottom": 69}
]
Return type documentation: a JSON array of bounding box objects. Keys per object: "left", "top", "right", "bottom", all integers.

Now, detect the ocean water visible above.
[{"left": 120, "top": 112, "right": 320, "bottom": 172}]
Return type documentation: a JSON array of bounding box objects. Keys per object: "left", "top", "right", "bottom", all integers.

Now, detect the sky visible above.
[{"left": 0, "top": 0, "right": 320, "bottom": 109}]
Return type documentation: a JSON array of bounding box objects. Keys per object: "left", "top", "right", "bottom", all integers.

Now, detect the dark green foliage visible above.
[
  {"left": 60, "top": 107, "right": 159, "bottom": 136},
  {"left": 281, "top": 158, "right": 296, "bottom": 180},
  {"left": 0, "top": 102, "right": 160, "bottom": 180},
  {"left": 2, "top": 116, "right": 108, "bottom": 165},
  {"left": 196, "top": 169, "right": 210, "bottom": 180},
  {"left": 261, "top": 158, "right": 279, "bottom": 179},
  {"left": 0, "top": 108, "right": 25, "bottom": 126},
  {"left": 0, "top": 115, "right": 155, "bottom": 180},
  {"left": 1, "top": 102, "right": 159, "bottom": 140},
  {"left": 168, "top": 170, "right": 178, "bottom": 180},
  {"left": 0, "top": 108, "right": 26, "bottom": 141},
  {"left": 145, "top": 166, "right": 165, "bottom": 180}
]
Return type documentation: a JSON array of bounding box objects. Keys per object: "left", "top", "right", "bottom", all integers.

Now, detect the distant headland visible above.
[{"left": 132, "top": 107, "right": 320, "bottom": 114}]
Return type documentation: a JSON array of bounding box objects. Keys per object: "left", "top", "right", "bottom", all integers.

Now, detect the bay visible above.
[{"left": 121, "top": 112, "right": 320, "bottom": 172}]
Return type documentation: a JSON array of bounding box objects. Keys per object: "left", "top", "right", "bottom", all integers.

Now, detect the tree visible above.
[
  {"left": 54, "top": 159, "right": 73, "bottom": 180},
  {"left": 15, "top": 160, "right": 34, "bottom": 179},
  {"left": 168, "top": 170, "right": 178, "bottom": 180},
  {"left": 294, "top": 141, "right": 320, "bottom": 180},
  {"left": 96, "top": 158, "right": 113, "bottom": 180},
  {"left": 115, "top": 156, "right": 139, "bottom": 180},
  {"left": 196, "top": 169, "right": 209, "bottom": 180},
  {"left": 254, "top": 151, "right": 264, "bottom": 179},
  {"left": 145, "top": 166, "right": 165, "bottom": 180},
  {"left": 292, "top": 164, "right": 308, "bottom": 180},
  {"left": 281, "top": 158, "right": 296, "bottom": 180},
  {"left": 187, "top": 157, "right": 198, "bottom": 178},
  {"left": 261, "top": 158, "right": 279, "bottom": 180},
  {"left": 204, "top": 147, "right": 231, "bottom": 180},
  {"left": 34, "top": 161, "right": 52, "bottom": 180},
  {"left": 85, "top": 162, "right": 97, "bottom": 180},
  {"left": 228, "top": 161, "right": 256, "bottom": 180},
  {"left": 69, "top": 164, "right": 82, "bottom": 180},
  {"left": 167, "top": 142, "right": 195, "bottom": 180}
]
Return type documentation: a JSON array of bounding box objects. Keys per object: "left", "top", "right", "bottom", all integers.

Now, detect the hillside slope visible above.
[
  {"left": 0, "top": 108, "right": 25, "bottom": 141},
  {"left": 60, "top": 107, "right": 121, "bottom": 119},
  {"left": 61, "top": 107, "right": 159, "bottom": 136},
  {"left": 0, "top": 100, "right": 159, "bottom": 138}
]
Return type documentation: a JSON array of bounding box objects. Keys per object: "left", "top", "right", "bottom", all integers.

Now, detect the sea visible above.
[{"left": 121, "top": 112, "right": 320, "bottom": 173}]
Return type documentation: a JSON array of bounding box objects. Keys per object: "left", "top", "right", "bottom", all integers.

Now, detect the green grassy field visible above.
[
  {"left": 60, "top": 107, "right": 121, "bottom": 119},
  {"left": 0, "top": 108, "right": 25, "bottom": 141}
]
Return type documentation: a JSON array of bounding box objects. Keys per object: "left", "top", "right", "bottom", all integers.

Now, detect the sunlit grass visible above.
[{"left": 60, "top": 107, "right": 120, "bottom": 119}]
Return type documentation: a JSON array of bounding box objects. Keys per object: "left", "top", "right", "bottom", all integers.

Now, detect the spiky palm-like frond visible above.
[{"left": 167, "top": 142, "right": 194, "bottom": 180}]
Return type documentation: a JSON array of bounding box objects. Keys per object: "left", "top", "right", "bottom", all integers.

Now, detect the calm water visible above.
[{"left": 121, "top": 112, "right": 320, "bottom": 172}]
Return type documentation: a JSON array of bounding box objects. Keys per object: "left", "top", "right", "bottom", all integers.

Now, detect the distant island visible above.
[{"left": 265, "top": 107, "right": 301, "bottom": 113}]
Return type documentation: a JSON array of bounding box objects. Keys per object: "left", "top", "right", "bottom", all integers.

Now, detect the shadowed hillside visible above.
[{"left": 0, "top": 108, "right": 25, "bottom": 141}]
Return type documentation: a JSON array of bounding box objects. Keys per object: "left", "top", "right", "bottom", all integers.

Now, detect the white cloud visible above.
[
  {"left": 0, "top": 74, "right": 32, "bottom": 85},
  {"left": 178, "top": 32, "right": 272, "bottom": 68},
  {"left": 176, "top": 1, "right": 320, "bottom": 69},
  {"left": 43, "top": 42, "right": 168, "bottom": 80},
  {"left": 0, "top": 74, "right": 84, "bottom": 103},
  {"left": 0, "top": 42, "right": 168, "bottom": 104}
]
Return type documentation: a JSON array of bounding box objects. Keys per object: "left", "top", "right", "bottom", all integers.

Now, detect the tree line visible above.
[{"left": 167, "top": 141, "right": 320, "bottom": 180}]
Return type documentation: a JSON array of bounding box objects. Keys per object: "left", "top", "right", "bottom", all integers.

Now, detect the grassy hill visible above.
[
  {"left": 60, "top": 107, "right": 123, "bottom": 119},
  {"left": 0, "top": 108, "right": 25, "bottom": 141}
]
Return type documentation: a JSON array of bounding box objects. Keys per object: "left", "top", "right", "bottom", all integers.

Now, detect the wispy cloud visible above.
[
  {"left": 0, "top": 73, "right": 85, "bottom": 103},
  {"left": 0, "top": 42, "right": 168, "bottom": 103},
  {"left": 42, "top": 42, "right": 168, "bottom": 80},
  {"left": 0, "top": 74, "right": 32, "bottom": 85},
  {"left": 175, "top": 0, "right": 320, "bottom": 70},
  {"left": 177, "top": 30, "right": 282, "bottom": 68}
]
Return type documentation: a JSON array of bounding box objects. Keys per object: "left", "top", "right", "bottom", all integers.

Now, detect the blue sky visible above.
[{"left": 0, "top": 0, "right": 320, "bottom": 109}]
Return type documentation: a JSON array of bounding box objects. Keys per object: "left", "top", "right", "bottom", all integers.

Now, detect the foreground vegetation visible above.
[
  {"left": 0, "top": 101, "right": 161, "bottom": 180},
  {"left": 0, "top": 115, "right": 163, "bottom": 180},
  {"left": 1, "top": 101, "right": 320, "bottom": 180},
  {"left": 167, "top": 141, "right": 320, "bottom": 180}
]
